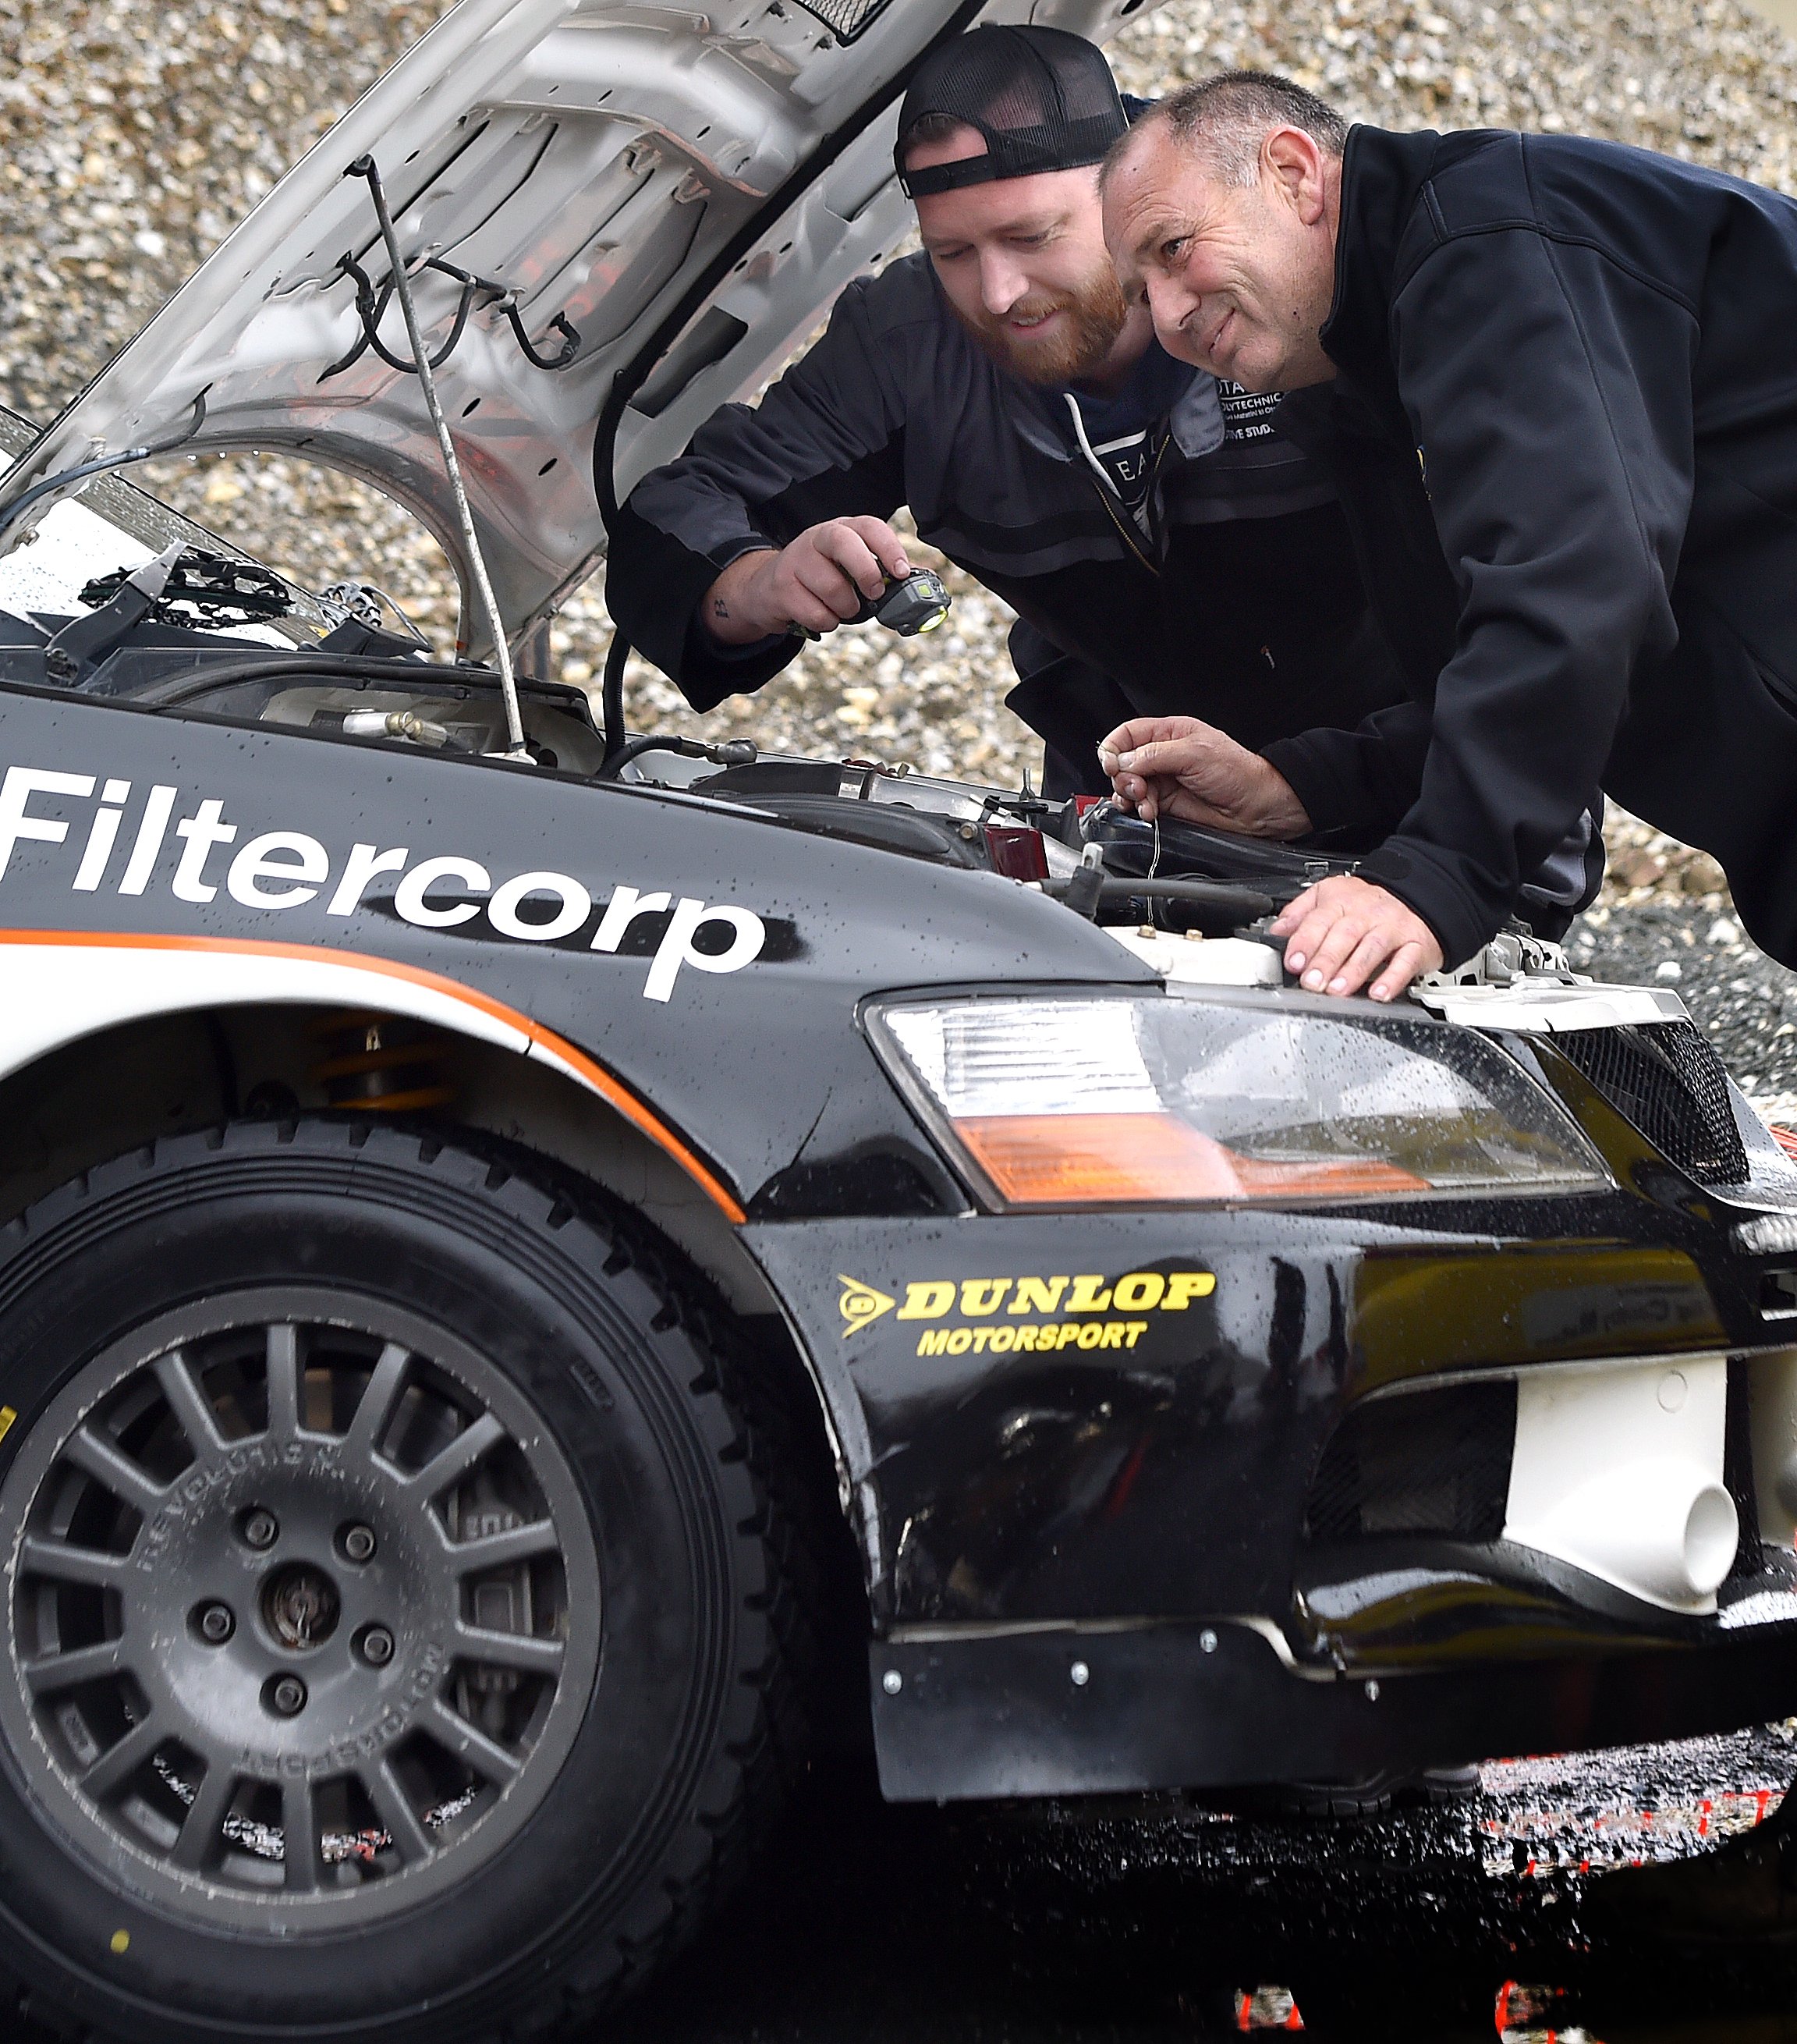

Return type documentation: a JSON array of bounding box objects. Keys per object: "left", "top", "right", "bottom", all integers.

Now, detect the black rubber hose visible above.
[
  {"left": 601, "top": 633, "right": 629, "bottom": 766},
  {"left": 594, "top": 733, "right": 757, "bottom": 782},
  {"left": 1047, "top": 875, "right": 1284, "bottom": 922},
  {"left": 140, "top": 653, "right": 499, "bottom": 709},
  {"left": 597, "top": 733, "right": 696, "bottom": 779},
  {"left": 0, "top": 392, "right": 210, "bottom": 550}
]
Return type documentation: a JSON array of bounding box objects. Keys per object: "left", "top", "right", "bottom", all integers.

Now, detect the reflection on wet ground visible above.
[
  {"left": 605, "top": 1724, "right": 1797, "bottom": 2042},
  {"left": 1481, "top": 1725, "right": 1796, "bottom": 1875}
]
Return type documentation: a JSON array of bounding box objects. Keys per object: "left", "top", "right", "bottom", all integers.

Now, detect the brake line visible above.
[{"left": 348, "top": 154, "right": 530, "bottom": 761}]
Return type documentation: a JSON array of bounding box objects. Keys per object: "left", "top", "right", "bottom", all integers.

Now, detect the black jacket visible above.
[
  {"left": 606, "top": 252, "right": 1402, "bottom": 793},
  {"left": 1265, "top": 123, "right": 1797, "bottom": 968}
]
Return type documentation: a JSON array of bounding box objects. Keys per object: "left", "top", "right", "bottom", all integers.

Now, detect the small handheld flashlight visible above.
[{"left": 856, "top": 569, "right": 952, "bottom": 637}]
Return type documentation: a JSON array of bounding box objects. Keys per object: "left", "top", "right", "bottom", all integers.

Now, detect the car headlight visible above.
[{"left": 870, "top": 993, "right": 1611, "bottom": 1210}]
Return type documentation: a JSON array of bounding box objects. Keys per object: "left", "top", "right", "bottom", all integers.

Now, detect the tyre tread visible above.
[{"left": 0, "top": 1117, "right": 831, "bottom": 2044}]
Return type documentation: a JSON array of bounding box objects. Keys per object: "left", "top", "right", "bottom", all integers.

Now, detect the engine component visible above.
[
  {"left": 341, "top": 708, "right": 454, "bottom": 750},
  {"left": 1420, "top": 926, "right": 1581, "bottom": 989},
  {"left": 1102, "top": 928, "right": 1285, "bottom": 988},
  {"left": 1503, "top": 1354, "right": 1738, "bottom": 1613},
  {"left": 597, "top": 733, "right": 758, "bottom": 782},
  {"left": 1059, "top": 841, "right": 1107, "bottom": 920},
  {"left": 320, "top": 582, "right": 383, "bottom": 630},
  {"left": 1080, "top": 800, "right": 1349, "bottom": 891},
  {"left": 309, "top": 1014, "right": 454, "bottom": 1112},
  {"left": 982, "top": 822, "right": 1048, "bottom": 882},
  {"left": 319, "top": 581, "right": 432, "bottom": 648},
  {"left": 1044, "top": 868, "right": 1280, "bottom": 932},
  {"left": 78, "top": 548, "right": 294, "bottom": 632}
]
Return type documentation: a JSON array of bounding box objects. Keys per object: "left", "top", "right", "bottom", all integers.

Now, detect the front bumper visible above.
[
  {"left": 747, "top": 1192, "right": 1797, "bottom": 1798},
  {"left": 869, "top": 1616, "right": 1797, "bottom": 1801}
]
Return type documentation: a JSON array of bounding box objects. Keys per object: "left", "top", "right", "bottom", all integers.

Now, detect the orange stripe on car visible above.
[{"left": 0, "top": 928, "right": 746, "bottom": 1223}]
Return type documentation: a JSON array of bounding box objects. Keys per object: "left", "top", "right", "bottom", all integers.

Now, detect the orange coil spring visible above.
[{"left": 310, "top": 1014, "right": 455, "bottom": 1113}]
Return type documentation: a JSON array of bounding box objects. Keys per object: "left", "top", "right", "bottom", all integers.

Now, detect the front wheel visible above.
[{"left": 0, "top": 1120, "right": 803, "bottom": 2042}]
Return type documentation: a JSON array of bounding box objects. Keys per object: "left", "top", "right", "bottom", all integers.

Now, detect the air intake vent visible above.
[
  {"left": 1304, "top": 1380, "right": 1517, "bottom": 1544},
  {"left": 1551, "top": 1020, "right": 1749, "bottom": 1186},
  {"left": 792, "top": 0, "right": 897, "bottom": 41}
]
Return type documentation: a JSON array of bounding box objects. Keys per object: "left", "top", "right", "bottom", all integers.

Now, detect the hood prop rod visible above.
[{"left": 349, "top": 154, "right": 530, "bottom": 763}]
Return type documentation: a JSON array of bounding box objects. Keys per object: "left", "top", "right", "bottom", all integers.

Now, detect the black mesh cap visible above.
[{"left": 895, "top": 26, "right": 1127, "bottom": 198}]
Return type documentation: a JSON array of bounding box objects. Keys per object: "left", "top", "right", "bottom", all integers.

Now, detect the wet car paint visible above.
[
  {"left": 5, "top": 680, "right": 1797, "bottom": 1804},
  {"left": 753, "top": 1215, "right": 1758, "bottom": 1627},
  {"left": 0, "top": 683, "right": 1145, "bottom": 1211}
]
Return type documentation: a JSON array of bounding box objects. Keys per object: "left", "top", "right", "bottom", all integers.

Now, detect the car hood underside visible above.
[{"left": 0, "top": 0, "right": 1148, "bottom": 655}]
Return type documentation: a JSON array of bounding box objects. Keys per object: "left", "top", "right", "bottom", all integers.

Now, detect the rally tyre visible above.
[{"left": 0, "top": 1118, "right": 807, "bottom": 2044}]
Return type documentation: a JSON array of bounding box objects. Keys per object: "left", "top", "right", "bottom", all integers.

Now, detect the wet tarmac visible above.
[
  {"left": 10, "top": 1724, "right": 1797, "bottom": 2039},
  {"left": 602, "top": 1729, "right": 1797, "bottom": 2042}
]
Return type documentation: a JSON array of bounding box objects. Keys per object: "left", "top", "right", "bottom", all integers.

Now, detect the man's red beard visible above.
[{"left": 958, "top": 264, "right": 1130, "bottom": 385}]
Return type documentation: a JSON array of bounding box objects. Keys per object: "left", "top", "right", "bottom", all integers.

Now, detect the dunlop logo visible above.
[
  {"left": 837, "top": 1270, "right": 1215, "bottom": 1354},
  {"left": 837, "top": 1276, "right": 897, "bottom": 1338}
]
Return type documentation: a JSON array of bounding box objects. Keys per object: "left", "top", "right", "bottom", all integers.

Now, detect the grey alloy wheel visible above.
[{"left": 0, "top": 1285, "right": 601, "bottom": 1931}]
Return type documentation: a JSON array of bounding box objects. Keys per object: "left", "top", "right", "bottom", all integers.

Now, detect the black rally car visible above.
[{"left": 2, "top": 2, "right": 1797, "bottom": 2039}]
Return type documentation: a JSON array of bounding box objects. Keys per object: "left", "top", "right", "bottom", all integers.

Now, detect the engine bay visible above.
[
  {"left": 0, "top": 534, "right": 1646, "bottom": 1008},
  {"left": 7, "top": 541, "right": 1796, "bottom": 1204},
  {"left": 0, "top": 543, "right": 1361, "bottom": 952}
]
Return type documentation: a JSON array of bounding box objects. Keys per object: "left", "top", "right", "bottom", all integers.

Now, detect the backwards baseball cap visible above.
[{"left": 895, "top": 25, "right": 1129, "bottom": 199}]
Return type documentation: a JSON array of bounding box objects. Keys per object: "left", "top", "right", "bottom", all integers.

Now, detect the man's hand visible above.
[
  {"left": 1269, "top": 875, "right": 1444, "bottom": 1002},
  {"left": 1097, "top": 715, "right": 1313, "bottom": 838},
  {"left": 703, "top": 517, "right": 912, "bottom": 645}
]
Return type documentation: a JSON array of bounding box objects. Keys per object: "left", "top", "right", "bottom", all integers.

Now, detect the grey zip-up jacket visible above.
[{"left": 605, "top": 252, "right": 1405, "bottom": 793}]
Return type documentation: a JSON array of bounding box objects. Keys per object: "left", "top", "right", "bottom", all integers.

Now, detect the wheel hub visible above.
[
  {"left": 121, "top": 1441, "right": 447, "bottom": 1773},
  {"left": 261, "top": 1561, "right": 342, "bottom": 1655},
  {"left": 0, "top": 1290, "right": 601, "bottom": 1929}
]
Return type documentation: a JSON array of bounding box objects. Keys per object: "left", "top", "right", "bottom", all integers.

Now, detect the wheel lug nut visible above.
[
  {"left": 240, "top": 1507, "right": 279, "bottom": 1551},
  {"left": 266, "top": 1674, "right": 307, "bottom": 1717},
  {"left": 195, "top": 1601, "right": 235, "bottom": 1645},
  {"left": 359, "top": 1625, "right": 395, "bottom": 1667},
  {"left": 340, "top": 1523, "right": 377, "bottom": 1564}
]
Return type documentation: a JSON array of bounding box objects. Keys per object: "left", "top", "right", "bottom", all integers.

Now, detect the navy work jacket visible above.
[{"left": 1269, "top": 123, "right": 1797, "bottom": 967}]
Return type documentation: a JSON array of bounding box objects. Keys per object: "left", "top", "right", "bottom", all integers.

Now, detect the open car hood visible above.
[{"left": 0, "top": 0, "right": 1149, "bottom": 655}]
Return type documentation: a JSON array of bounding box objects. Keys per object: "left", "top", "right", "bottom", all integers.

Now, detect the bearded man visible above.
[
  {"left": 1101, "top": 72, "right": 1797, "bottom": 997},
  {"left": 604, "top": 26, "right": 1405, "bottom": 799}
]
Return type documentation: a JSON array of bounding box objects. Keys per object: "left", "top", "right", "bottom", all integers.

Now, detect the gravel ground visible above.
[{"left": 5, "top": 0, "right": 1797, "bottom": 1098}]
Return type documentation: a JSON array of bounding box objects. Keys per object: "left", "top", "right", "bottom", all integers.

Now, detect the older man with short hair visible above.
[
  {"left": 607, "top": 34, "right": 1404, "bottom": 800},
  {"left": 1100, "top": 73, "right": 1797, "bottom": 999}
]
